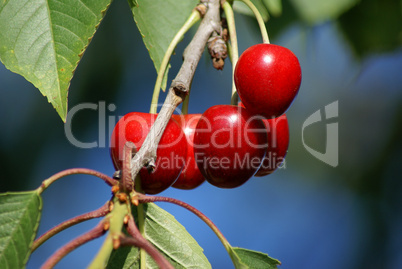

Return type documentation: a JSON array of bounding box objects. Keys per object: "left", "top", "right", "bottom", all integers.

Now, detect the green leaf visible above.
[
  {"left": 0, "top": 191, "right": 42, "bottom": 269},
  {"left": 231, "top": 247, "right": 281, "bottom": 269},
  {"left": 288, "top": 0, "right": 359, "bottom": 24},
  {"left": 262, "top": 0, "right": 282, "bottom": 17},
  {"left": 233, "top": 0, "right": 270, "bottom": 22},
  {"left": 128, "top": 0, "right": 198, "bottom": 92},
  {"left": 0, "top": 0, "right": 112, "bottom": 121},
  {"left": 107, "top": 203, "right": 211, "bottom": 269}
]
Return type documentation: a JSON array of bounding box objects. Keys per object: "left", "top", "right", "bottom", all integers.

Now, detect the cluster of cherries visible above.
[{"left": 110, "top": 44, "right": 301, "bottom": 194}]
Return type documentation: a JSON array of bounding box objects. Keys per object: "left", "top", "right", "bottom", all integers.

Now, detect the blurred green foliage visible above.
[{"left": 339, "top": 0, "right": 402, "bottom": 56}]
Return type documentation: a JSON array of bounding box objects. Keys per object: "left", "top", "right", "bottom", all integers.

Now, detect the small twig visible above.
[
  {"left": 40, "top": 220, "right": 107, "bottom": 269},
  {"left": 38, "top": 168, "right": 118, "bottom": 194},
  {"left": 31, "top": 202, "right": 110, "bottom": 252},
  {"left": 122, "top": 215, "right": 174, "bottom": 269}
]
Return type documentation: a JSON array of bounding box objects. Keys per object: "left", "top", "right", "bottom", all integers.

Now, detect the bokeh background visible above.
[{"left": 1, "top": 0, "right": 401, "bottom": 268}]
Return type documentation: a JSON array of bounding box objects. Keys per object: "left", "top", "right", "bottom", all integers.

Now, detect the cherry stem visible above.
[
  {"left": 37, "top": 168, "right": 118, "bottom": 194},
  {"left": 182, "top": 79, "right": 195, "bottom": 115},
  {"left": 131, "top": 159, "right": 147, "bottom": 269},
  {"left": 137, "top": 195, "right": 233, "bottom": 256},
  {"left": 124, "top": 215, "right": 174, "bottom": 269},
  {"left": 88, "top": 198, "right": 129, "bottom": 269},
  {"left": 237, "top": 0, "right": 270, "bottom": 44},
  {"left": 136, "top": 189, "right": 147, "bottom": 269},
  {"left": 182, "top": 95, "right": 189, "bottom": 115},
  {"left": 222, "top": 1, "right": 239, "bottom": 104},
  {"left": 31, "top": 202, "right": 110, "bottom": 252},
  {"left": 150, "top": 10, "right": 201, "bottom": 114},
  {"left": 122, "top": 139, "right": 152, "bottom": 268},
  {"left": 40, "top": 220, "right": 106, "bottom": 269}
]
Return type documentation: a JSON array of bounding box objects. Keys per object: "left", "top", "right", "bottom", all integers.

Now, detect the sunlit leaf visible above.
[
  {"left": 231, "top": 247, "right": 281, "bottom": 269},
  {"left": 107, "top": 203, "right": 211, "bottom": 268},
  {"left": 0, "top": 0, "right": 112, "bottom": 121}
]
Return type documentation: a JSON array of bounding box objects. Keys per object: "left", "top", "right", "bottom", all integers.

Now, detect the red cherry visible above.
[
  {"left": 193, "top": 105, "right": 268, "bottom": 188},
  {"left": 234, "top": 43, "right": 301, "bottom": 118},
  {"left": 255, "top": 114, "right": 289, "bottom": 176},
  {"left": 172, "top": 114, "right": 205, "bottom": 190},
  {"left": 237, "top": 102, "right": 289, "bottom": 176},
  {"left": 110, "top": 112, "right": 187, "bottom": 194}
]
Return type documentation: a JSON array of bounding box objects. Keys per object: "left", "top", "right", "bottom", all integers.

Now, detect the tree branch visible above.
[
  {"left": 130, "top": 0, "right": 221, "bottom": 181},
  {"left": 171, "top": 0, "right": 221, "bottom": 93}
]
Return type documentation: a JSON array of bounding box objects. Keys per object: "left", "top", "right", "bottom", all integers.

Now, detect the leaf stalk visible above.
[
  {"left": 40, "top": 220, "right": 106, "bottom": 269},
  {"left": 37, "top": 168, "right": 118, "bottom": 194},
  {"left": 32, "top": 202, "right": 110, "bottom": 252}
]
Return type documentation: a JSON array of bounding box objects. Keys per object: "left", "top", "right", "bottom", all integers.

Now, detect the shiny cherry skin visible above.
[
  {"left": 110, "top": 112, "right": 187, "bottom": 194},
  {"left": 234, "top": 43, "right": 301, "bottom": 118},
  {"left": 237, "top": 102, "right": 289, "bottom": 176},
  {"left": 255, "top": 114, "right": 289, "bottom": 176},
  {"left": 193, "top": 105, "right": 268, "bottom": 188},
  {"left": 172, "top": 114, "right": 205, "bottom": 190}
]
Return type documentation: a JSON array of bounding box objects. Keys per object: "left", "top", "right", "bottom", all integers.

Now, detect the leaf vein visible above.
[
  {"left": 45, "top": 0, "right": 62, "bottom": 107},
  {"left": 26, "top": 28, "right": 50, "bottom": 55},
  {"left": 76, "top": 0, "right": 97, "bottom": 18},
  {"left": 53, "top": 24, "right": 85, "bottom": 46},
  {"left": 51, "top": 9, "right": 88, "bottom": 29},
  {"left": 145, "top": 216, "right": 191, "bottom": 268},
  {"left": 14, "top": 2, "right": 46, "bottom": 59}
]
